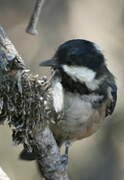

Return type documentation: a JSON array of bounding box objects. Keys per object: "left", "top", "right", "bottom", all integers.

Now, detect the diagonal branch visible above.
[
  {"left": 26, "top": 0, "right": 45, "bottom": 35},
  {"left": 0, "top": 26, "right": 69, "bottom": 180}
]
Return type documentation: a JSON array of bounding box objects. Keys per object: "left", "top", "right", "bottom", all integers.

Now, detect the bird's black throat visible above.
[{"left": 60, "top": 70, "right": 91, "bottom": 95}]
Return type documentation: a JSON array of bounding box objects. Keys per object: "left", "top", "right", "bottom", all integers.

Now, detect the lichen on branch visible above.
[{"left": 0, "top": 27, "right": 51, "bottom": 152}]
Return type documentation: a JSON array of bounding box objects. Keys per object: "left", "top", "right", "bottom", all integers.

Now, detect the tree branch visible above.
[
  {"left": 0, "top": 26, "right": 69, "bottom": 180},
  {"left": 35, "top": 128, "right": 69, "bottom": 180},
  {"left": 26, "top": 0, "right": 45, "bottom": 35}
]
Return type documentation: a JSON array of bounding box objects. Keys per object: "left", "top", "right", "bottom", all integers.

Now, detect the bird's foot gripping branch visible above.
[{"left": 0, "top": 26, "right": 69, "bottom": 180}]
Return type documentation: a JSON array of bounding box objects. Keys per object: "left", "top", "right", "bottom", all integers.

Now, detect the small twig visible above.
[
  {"left": 0, "top": 26, "right": 26, "bottom": 70},
  {"left": 0, "top": 26, "right": 18, "bottom": 55},
  {"left": 26, "top": 0, "right": 45, "bottom": 35},
  {"left": 0, "top": 167, "right": 10, "bottom": 180}
]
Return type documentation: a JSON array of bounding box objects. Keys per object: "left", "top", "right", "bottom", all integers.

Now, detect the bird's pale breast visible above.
[{"left": 51, "top": 92, "right": 108, "bottom": 143}]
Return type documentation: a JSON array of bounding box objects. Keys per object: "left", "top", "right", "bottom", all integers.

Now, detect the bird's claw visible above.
[
  {"left": 47, "top": 154, "right": 68, "bottom": 172},
  {"left": 60, "top": 154, "right": 69, "bottom": 169}
]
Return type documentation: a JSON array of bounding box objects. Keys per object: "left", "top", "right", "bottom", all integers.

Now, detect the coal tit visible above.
[{"left": 20, "top": 39, "right": 117, "bottom": 161}]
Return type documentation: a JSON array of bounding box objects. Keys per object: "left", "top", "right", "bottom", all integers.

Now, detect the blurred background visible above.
[{"left": 0, "top": 0, "right": 123, "bottom": 179}]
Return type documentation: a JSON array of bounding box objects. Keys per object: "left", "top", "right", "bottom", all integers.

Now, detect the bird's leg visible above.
[
  {"left": 65, "top": 141, "right": 70, "bottom": 155},
  {"left": 60, "top": 141, "right": 71, "bottom": 168}
]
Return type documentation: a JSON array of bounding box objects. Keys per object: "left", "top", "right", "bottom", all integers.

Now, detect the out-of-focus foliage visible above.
[{"left": 0, "top": 0, "right": 123, "bottom": 180}]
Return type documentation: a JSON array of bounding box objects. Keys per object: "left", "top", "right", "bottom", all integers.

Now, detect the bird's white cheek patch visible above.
[
  {"left": 63, "top": 65, "right": 96, "bottom": 82},
  {"left": 52, "top": 81, "right": 64, "bottom": 112}
]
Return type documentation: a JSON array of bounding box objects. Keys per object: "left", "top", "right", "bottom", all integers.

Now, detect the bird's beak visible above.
[{"left": 39, "top": 59, "right": 57, "bottom": 67}]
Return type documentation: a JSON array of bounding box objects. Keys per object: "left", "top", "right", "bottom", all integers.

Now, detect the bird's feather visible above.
[{"left": 52, "top": 74, "right": 64, "bottom": 113}]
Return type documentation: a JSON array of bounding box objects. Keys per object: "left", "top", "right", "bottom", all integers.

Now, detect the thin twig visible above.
[{"left": 26, "top": 0, "right": 45, "bottom": 35}]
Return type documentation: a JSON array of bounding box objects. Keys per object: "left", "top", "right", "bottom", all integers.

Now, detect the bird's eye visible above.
[{"left": 66, "top": 57, "right": 73, "bottom": 65}]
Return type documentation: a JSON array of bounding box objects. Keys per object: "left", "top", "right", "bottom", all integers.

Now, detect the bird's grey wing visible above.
[{"left": 105, "top": 83, "right": 117, "bottom": 117}]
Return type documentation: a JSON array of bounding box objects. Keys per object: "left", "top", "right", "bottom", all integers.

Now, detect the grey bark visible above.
[{"left": 26, "top": 0, "right": 45, "bottom": 35}]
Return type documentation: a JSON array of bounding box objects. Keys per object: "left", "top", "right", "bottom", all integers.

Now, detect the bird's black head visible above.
[
  {"left": 40, "top": 39, "right": 107, "bottom": 92},
  {"left": 40, "top": 39, "right": 105, "bottom": 71},
  {"left": 40, "top": 39, "right": 105, "bottom": 83}
]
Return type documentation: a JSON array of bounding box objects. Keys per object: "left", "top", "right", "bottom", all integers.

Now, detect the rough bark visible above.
[{"left": 0, "top": 26, "right": 69, "bottom": 180}]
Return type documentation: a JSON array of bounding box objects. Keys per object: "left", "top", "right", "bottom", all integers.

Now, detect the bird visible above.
[{"left": 19, "top": 39, "right": 117, "bottom": 163}]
